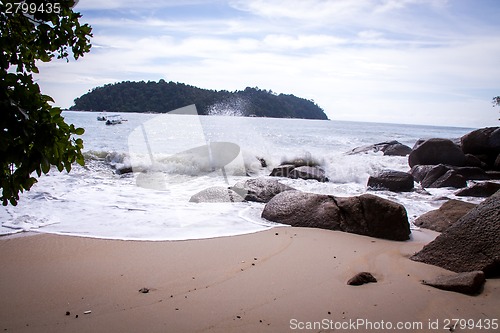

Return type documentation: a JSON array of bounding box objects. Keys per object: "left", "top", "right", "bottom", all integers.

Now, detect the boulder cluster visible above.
[
  {"left": 364, "top": 127, "right": 500, "bottom": 195},
  {"left": 189, "top": 126, "right": 500, "bottom": 293}
]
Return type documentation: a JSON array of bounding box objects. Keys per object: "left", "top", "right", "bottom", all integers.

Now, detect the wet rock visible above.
[
  {"left": 367, "top": 170, "right": 414, "bottom": 192},
  {"left": 289, "top": 166, "right": 328, "bottom": 182},
  {"left": 347, "top": 272, "right": 377, "bottom": 286},
  {"left": 414, "top": 199, "right": 476, "bottom": 232},
  {"left": 262, "top": 191, "right": 410, "bottom": 241},
  {"left": 413, "top": 164, "right": 467, "bottom": 188},
  {"left": 230, "top": 178, "right": 294, "bottom": 203},
  {"left": 189, "top": 187, "right": 245, "bottom": 203},
  {"left": 269, "top": 164, "right": 296, "bottom": 178},
  {"left": 409, "top": 138, "right": 466, "bottom": 168},
  {"left": 422, "top": 271, "right": 485, "bottom": 295},
  {"left": 461, "top": 127, "right": 500, "bottom": 170},
  {"left": 461, "top": 127, "right": 500, "bottom": 156},
  {"left": 261, "top": 191, "right": 341, "bottom": 230},
  {"left": 411, "top": 190, "right": 500, "bottom": 277},
  {"left": 347, "top": 140, "right": 411, "bottom": 156},
  {"left": 455, "top": 182, "right": 500, "bottom": 197}
]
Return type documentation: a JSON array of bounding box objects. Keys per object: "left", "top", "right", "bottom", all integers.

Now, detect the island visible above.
[{"left": 70, "top": 80, "right": 328, "bottom": 120}]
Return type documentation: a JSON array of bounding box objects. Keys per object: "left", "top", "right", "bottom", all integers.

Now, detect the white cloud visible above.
[{"left": 35, "top": 0, "right": 500, "bottom": 127}]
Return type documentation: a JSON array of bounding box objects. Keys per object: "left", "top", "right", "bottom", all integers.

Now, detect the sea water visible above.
[{"left": 0, "top": 110, "right": 482, "bottom": 240}]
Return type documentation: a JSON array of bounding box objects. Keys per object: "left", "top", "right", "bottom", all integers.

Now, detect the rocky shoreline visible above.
[{"left": 190, "top": 126, "right": 500, "bottom": 295}]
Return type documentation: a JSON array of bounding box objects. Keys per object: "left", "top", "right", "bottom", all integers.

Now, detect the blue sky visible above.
[{"left": 37, "top": 0, "right": 500, "bottom": 127}]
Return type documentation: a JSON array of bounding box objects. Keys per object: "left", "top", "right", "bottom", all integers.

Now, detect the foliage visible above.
[
  {"left": 493, "top": 96, "right": 500, "bottom": 121},
  {"left": 0, "top": 0, "right": 92, "bottom": 205},
  {"left": 493, "top": 96, "right": 500, "bottom": 107},
  {"left": 71, "top": 81, "right": 328, "bottom": 120}
]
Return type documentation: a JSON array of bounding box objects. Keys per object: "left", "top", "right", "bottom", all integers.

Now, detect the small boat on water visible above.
[
  {"left": 105, "top": 115, "right": 122, "bottom": 125},
  {"left": 97, "top": 112, "right": 108, "bottom": 121}
]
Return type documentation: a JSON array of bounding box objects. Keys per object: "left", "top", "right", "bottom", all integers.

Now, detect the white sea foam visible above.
[{"left": 0, "top": 111, "right": 481, "bottom": 240}]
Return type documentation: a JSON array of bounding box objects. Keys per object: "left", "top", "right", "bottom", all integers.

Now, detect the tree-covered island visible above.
[{"left": 71, "top": 80, "right": 329, "bottom": 120}]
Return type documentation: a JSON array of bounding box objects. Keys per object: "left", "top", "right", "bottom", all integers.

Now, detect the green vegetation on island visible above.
[{"left": 71, "top": 80, "right": 328, "bottom": 120}]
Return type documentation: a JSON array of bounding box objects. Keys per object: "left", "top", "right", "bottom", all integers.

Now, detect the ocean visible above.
[{"left": 0, "top": 109, "right": 482, "bottom": 240}]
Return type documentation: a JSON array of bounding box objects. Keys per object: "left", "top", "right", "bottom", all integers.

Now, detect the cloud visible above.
[{"left": 35, "top": 0, "right": 500, "bottom": 127}]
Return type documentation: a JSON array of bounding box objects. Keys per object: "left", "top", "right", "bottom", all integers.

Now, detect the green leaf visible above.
[
  {"left": 0, "top": 1, "right": 92, "bottom": 205},
  {"left": 74, "top": 127, "right": 85, "bottom": 135}
]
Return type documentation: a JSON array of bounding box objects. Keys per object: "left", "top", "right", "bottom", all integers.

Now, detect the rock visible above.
[
  {"left": 230, "top": 178, "right": 294, "bottom": 203},
  {"left": 461, "top": 127, "right": 500, "bottom": 156},
  {"left": 262, "top": 191, "right": 410, "bottom": 241},
  {"left": 116, "top": 166, "right": 134, "bottom": 175},
  {"left": 411, "top": 190, "right": 500, "bottom": 276},
  {"left": 269, "top": 164, "right": 296, "bottom": 178},
  {"left": 461, "top": 127, "right": 500, "bottom": 170},
  {"left": 416, "top": 164, "right": 467, "bottom": 188},
  {"left": 261, "top": 190, "right": 341, "bottom": 230},
  {"left": 256, "top": 157, "right": 267, "bottom": 168},
  {"left": 289, "top": 166, "right": 328, "bottom": 182},
  {"left": 464, "top": 154, "right": 486, "bottom": 168},
  {"left": 414, "top": 199, "right": 476, "bottom": 232},
  {"left": 189, "top": 187, "right": 245, "bottom": 203},
  {"left": 139, "top": 287, "right": 150, "bottom": 294},
  {"left": 346, "top": 140, "right": 411, "bottom": 156},
  {"left": 412, "top": 164, "right": 487, "bottom": 188},
  {"left": 281, "top": 156, "right": 321, "bottom": 167},
  {"left": 336, "top": 194, "right": 410, "bottom": 240},
  {"left": 408, "top": 138, "right": 466, "bottom": 168},
  {"left": 347, "top": 272, "right": 377, "bottom": 286},
  {"left": 409, "top": 165, "right": 435, "bottom": 183},
  {"left": 367, "top": 170, "right": 414, "bottom": 192},
  {"left": 422, "top": 271, "right": 485, "bottom": 295},
  {"left": 382, "top": 142, "right": 413, "bottom": 156},
  {"left": 453, "top": 166, "right": 490, "bottom": 180},
  {"left": 429, "top": 169, "right": 467, "bottom": 188},
  {"left": 496, "top": 153, "right": 500, "bottom": 170},
  {"left": 455, "top": 182, "right": 500, "bottom": 197},
  {"left": 486, "top": 171, "right": 500, "bottom": 180}
]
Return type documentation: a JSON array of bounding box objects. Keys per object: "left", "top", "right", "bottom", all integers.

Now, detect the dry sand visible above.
[{"left": 0, "top": 227, "right": 498, "bottom": 333}]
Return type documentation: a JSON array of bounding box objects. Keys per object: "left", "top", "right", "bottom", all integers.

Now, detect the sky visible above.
[{"left": 36, "top": 0, "right": 500, "bottom": 127}]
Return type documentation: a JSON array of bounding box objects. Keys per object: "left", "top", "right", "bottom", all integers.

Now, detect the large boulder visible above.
[
  {"left": 422, "top": 271, "right": 486, "bottom": 295},
  {"left": 461, "top": 127, "right": 500, "bottom": 170},
  {"left": 367, "top": 170, "right": 414, "bottom": 192},
  {"left": 189, "top": 187, "right": 245, "bottom": 203},
  {"left": 455, "top": 182, "right": 500, "bottom": 197},
  {"left": 230, "top": 178, "right": 294, "bottom": 203},
  {"left": 409, "top": 138, "right": 466, "bottom": 168},
  {"left": 411, "top": 190, "right": 500, "bottom": 277},
  {"left": 346, "top": 140, "right": 412, "bottom": 156},
  {"left": 262, "top": 191, "right": 410, "bottom": 241},
  {"left": 261, "top": 191, "right": 341, "bottom": 230},
  {"left": 461, "top": 127, "right": 500, "bottom": 156},
  {"left": 413, "top": 199, "right": 476, "bottom": 232}
]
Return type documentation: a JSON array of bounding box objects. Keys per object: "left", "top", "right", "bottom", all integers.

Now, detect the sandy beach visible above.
[{"left": 1, "top": 227, "right": 498, "bottom": 333}]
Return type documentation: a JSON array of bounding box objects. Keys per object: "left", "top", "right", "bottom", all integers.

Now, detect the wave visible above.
[{"left": 82, "top": 145, "right": 409, "bottom": 188}]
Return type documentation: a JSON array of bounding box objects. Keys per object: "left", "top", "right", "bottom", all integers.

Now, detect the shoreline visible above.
[{"left": 1, "top": 228, "right": 498, "bottom": 332}]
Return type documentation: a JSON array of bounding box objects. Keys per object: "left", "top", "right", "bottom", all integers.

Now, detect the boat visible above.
[
  {"left": 97, "top": 113, "right": 107, "bottom": 121},
  {"left": 105, "top": 115, "right": 122, "bottom": 125}
]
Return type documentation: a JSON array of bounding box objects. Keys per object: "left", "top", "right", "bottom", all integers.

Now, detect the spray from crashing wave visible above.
[{"left": 208, "top": 96, "right": 248, "bottom": 117}]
